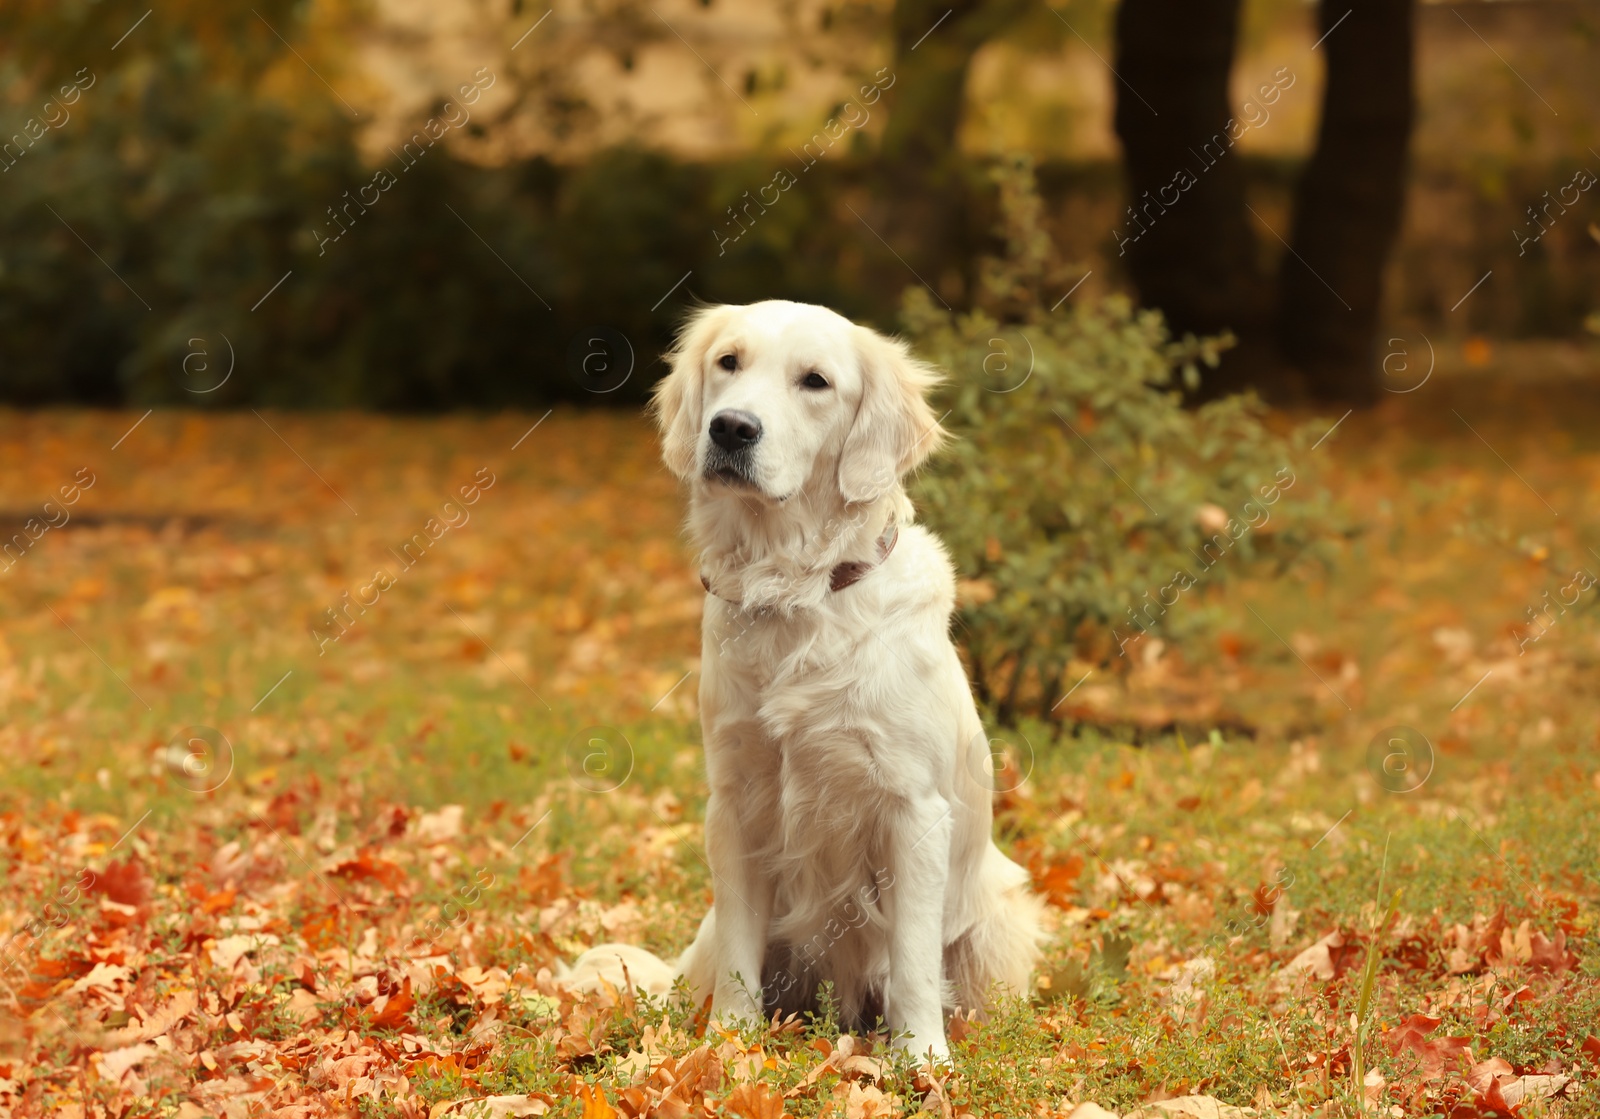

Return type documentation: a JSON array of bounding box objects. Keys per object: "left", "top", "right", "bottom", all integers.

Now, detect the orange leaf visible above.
[
  {"left": 366, "top": 977, "right": 415, "bottom": 1030},
  {"left": 1476, "top": 1075, "right": 1514, "bottom": 1114},
  {"left": 1032, "top": 856, "right": 1085, "bottom": 909},
  {"left": 199, "top": 888, "right": 237, "bottom": 915},
  {"left": 87, "top": 858, "right": 152, "bottom": 909},
  {"left": 575, "top": 1081, "right": 617, "bottom": 1119},
  {"left": 1467, "top": 1057, "right": 1513, "bottom": 1093},
  {"left": 518, "top": 854, "right": 570, "bottom": 906},
  {"left": 1250, "top": 883, "right": 1280, "bottom": 916},
  {"left": 329, "top": 849, "right": 407, "bottom": 889},
  {"left": 1386, "top": 1013, "right": 1443, "bottom": 1057},
  {"left": 1386, "top": 1013, "right": 1470, "bottom": 1080},
  {"left": 1528, "top": 928, "right": 1576, "bottom": 973},
  {"left": 724, "top": 1082, "right": 787, "bottom": 1119}
]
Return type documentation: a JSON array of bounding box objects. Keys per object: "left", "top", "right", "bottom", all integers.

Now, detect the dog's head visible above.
[{"left": 652, "top": 300, "right": 945, "bottom": 506}]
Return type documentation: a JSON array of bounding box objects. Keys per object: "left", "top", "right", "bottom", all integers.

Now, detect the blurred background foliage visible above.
[
  {"left": 0, "top": 0, "right": 1595, "bottom": 408},
  {"left": 911, "top": 160, "right": 1342, "bottom": 723}
]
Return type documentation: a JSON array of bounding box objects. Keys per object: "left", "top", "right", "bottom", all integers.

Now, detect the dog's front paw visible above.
[
  {"left": 709, "top": 982, "right": 764, "bottom": 1030},
  {"left": 894, "top": 1027, "right": 951, "bottom": 1067}
]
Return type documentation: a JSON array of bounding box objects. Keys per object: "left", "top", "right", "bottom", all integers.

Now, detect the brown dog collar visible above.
[{"left": 700, "top": 522, "right": 899, "bottom": 602}]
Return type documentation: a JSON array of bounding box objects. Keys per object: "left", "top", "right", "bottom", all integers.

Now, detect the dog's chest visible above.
[
  {"left": 708, "top": 604, "right": 858, "bottom": 698},
  {"left": 705, "top": 604, "right": 906, "bottom": 806}
]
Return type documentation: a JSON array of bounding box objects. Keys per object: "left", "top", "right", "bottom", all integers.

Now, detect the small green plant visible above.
[
  {"left": 1353, "top": 890, "right": 1404, "bottom": 1116},
  {"left": 908, "top": 155, "right": 1340, "bottom": 723}
]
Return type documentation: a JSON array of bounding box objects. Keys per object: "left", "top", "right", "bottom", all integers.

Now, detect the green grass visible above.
[{"left": 1, "top": 397, "right": 1598, "bottom": 1115}]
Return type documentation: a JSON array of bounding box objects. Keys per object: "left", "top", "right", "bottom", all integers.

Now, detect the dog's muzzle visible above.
[{"left": 703, "top": 409, "right": 762, "bottom": 488}]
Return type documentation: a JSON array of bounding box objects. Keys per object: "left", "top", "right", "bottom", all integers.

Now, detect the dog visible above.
[{"left": 571, "top": 300, "right": 1043, "bottom": 1061}]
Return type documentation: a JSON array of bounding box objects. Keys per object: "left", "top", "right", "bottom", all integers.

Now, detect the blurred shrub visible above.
[
  {"left": 3, "top": 3, "right": 1586, "bottom": 408},
  {"left": 0, "top": 2, "right": 879, "bottom": 409},
  {"left": 910, "top": 158, "right": 1339, "bottom": 724}
]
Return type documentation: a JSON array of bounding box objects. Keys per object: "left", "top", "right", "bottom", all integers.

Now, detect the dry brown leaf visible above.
[
  {"left": 94, "top": 1042, "right": 158, "bottom": 1082},
  {"left": 106, "top": 987, "right": 198, "bottom": 1045},
  {"left": 1497, "top": 1074, "right": 1570, "bottom": 1107},
  {"left": 836, "top": 1081, "right": 900, "bottom": 1119},
  {"left": 1278, "top": 930, "right": 1345, "bottom": 983},
  {"left": 208, "top": 932, "right": 281, "bottom": 970},
  {"left": 1466, "top": 1056, "right": 1512, "bottom": 1092},
  {"left": 724, "top": 1081, "right": 788, "bottom": 1119}
]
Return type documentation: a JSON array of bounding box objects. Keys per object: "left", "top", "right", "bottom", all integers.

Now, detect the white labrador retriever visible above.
[{"left": 574, "top": 300, "right": 1042, "bottom": 1060}]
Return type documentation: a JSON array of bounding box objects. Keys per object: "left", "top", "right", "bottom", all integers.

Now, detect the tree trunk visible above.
[
  {"left": 1112, "top": 0, "right": 1271, "bottom": 398},
  {"left": 874, "top": 0, "right": 1028, "bottom": 303},
  {"left": 880, "top": 0, "right": 992, "bottom": 175},
  {"left": 1277, "top": 0, "right": 1415, "bottom": 403}
]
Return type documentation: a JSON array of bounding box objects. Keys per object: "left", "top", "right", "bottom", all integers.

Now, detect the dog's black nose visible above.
[{"left": 709, "top": 409, "right": 762, "bottom": 451}]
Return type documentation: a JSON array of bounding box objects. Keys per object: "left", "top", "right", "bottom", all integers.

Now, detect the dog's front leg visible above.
[
  {"left": 885, "top": 792, "right": 953, "bottom": 1061},
  {"left": 703, "top": 782, "right": 775, "bottom": 1023}
]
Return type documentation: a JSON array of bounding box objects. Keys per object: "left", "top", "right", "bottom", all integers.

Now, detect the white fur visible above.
[{"left": 574, "top": 300, "right": 1043, "bottom": 1061}]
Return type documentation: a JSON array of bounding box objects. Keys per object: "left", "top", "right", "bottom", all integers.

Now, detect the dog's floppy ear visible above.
[
  {"left": 838, "top": 326, "right": 947, "bottom": 503},
  {"left": 653, "top": 305, "right": 731, "bottom": 480}
]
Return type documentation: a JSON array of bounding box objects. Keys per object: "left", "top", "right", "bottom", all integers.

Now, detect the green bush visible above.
[
  {"left": 0, "top": 3, "right": 880, "bottom": 408},
  {"left": 909, "top": 157, "right": 1338, "bottom": 724}
]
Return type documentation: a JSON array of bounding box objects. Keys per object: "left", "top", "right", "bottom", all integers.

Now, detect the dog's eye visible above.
[
  {"left": 801, "top": 371, "right": 830, "bottom": 390},
  {"left": 718, "top": 354, "right": 738, "bottom": 371}
]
